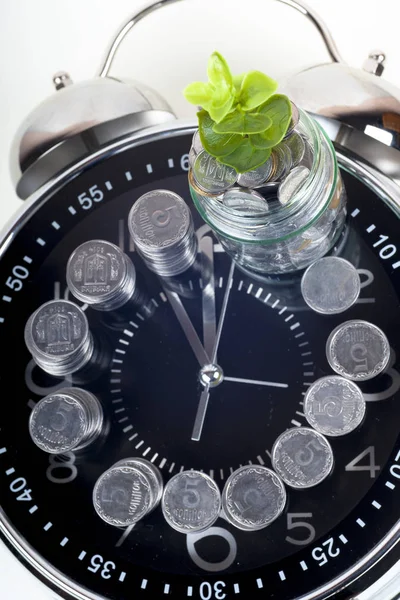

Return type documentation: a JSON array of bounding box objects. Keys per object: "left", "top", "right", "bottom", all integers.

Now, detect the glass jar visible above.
[{"left": 189, "top": 108, "right": 347, "bottom": 275}]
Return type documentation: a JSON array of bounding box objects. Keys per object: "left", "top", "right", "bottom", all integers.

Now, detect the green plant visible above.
[{"left": 183, "top": 52, "right": 292, "bottom": 173}]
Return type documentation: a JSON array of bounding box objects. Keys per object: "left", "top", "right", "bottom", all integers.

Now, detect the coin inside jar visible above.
[
  {"left": 162, "top": 470, "right": 221, "bottom": 534},
  {"left": 192, "top": 150, "right": 237, "bottom": 194},
  {"left": 278, "top": 166, "right": 310, "bottom": 206},
  {"left": 271, "top": 427, "right": 334, "bottom": 488},
  {"left": 285, "top": 131, "right": 306, "bottom": 167},
  {"left": 326, "top": 320, "right": 390, "bottom": 381},
  {"left": 222, "top": 466, "right": 286, "bottom": 531},
  {"left": 304, "top": 376, "right": 366, "bottom": 437},
  {"left": 93, "top": 465, "right": 152, "bottom": 527},
  {"left": 237, "top": 157, "right": 274, "bottom": 189},
  {"left": 222, "top": 187, "right": 268, "bottom": 213},
  {"left": 301, "top": 257, "right": 361, "bottom": 314}
]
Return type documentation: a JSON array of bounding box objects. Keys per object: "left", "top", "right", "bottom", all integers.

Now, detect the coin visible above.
[
  {"left": 272, "top": 427, "right": 334, "bottom": 488},
  {"left": 192, "top": 130, "right": 203, "bottom": 154},
  {"left": 116, "top": 458, "right": 163, "bottom": 511},
  {"left": 128, "top": 190, "right": 197, "bottom": 276},
  {"left": 162, "top": 470, "right": 221, "bottom": 534},
  {"left": 192, "top": 151, "right": 237, "bottom": 194},
  {"left": 222, "top": 466, "right": 286, "bottom": 531},
  {"left": 285, "top": 101, "right": 300, "bottom": 137},
  {"left": 301, "top": 257, "right": 361, "bottom": 314},
  {"left": 25, "top": 300, "right": 89, "bottom": 359},
  {"left": 278, "top": 166, "right": 310, "bottom": 206},
  {"left": 270, "top": 143, "right": 292, "bottom": 181},
  {"left": 222, "top": 187, "right": 268, "bottom": 213},
  {"left": 326, "top": 320, "right": 390, "bottom": 381},
  {"left": 285, "top": 132, "right": 306, "bottom": 167},
  {"left": 304, "top": 376, "right": 366, "bottom": 437},
  {"left": 93, "top": 465, "right": 152, "bottom": 527},
  {"left": 66, "top": 240, "right": 136, "bottom": 310},
  {"left": 29, "top": 391, "right": 88, "bottom": 453},
  {"left": 237, "top": 158, "right": 274, "bottom": 188},
  {"left": 189, "top": 147, "right": 197, "bottom": 169}
]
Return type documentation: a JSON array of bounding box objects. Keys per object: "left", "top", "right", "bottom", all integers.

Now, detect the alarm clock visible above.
[{"left": 1, "top": 1, "right": 400, "bottom": 599}]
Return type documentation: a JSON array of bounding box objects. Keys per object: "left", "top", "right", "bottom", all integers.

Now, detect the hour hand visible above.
[
  {"left": 200, "top": 236, "right": 217, "bottom": 359},
  {"left": 163, "top": 288, "right": 210, "bottom": 367}
]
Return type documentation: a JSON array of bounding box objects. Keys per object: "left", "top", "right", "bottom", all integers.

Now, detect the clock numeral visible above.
[
  {"left": 180, "top": 153, "right": 190, "bottom": 172},
  {"left": 77, "top": 185, "right": 105, "bottom": 210},
  {"left": 312, "top": 537, "right": 340, "bottom": 567},
  {"left": 87, "top": 554, "right": 116, "bottom": 579},
  {"left": 345, "top": 447, "right": 380, "bottom": 478},
  {"left": 285, "top": 513, "right": 316, "bottom": 546},
  {"left": 187, "top": 527, "right": 237, "bottom": 572},
  {"left": 46, "top": 452, "right": 78, "bottom": 484},
  {"left": 199, "top": 581, "right": 226, "bottom": 600}
]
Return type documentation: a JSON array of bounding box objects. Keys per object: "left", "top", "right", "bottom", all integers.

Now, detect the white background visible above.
[{"left": 0, "top": 0, "right": 400, "bottom": 598}]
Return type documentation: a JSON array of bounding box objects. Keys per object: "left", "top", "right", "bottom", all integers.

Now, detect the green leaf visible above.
[
  {"left": 239, "top": 71, "right": 278, "bottom": 111},
  {"left": 183, "top": 81, "right": 214, "bottom": 105},
  {"left": 233, "top": 73, "right": 245, "bottom": 95},
  {"left": 207, "top": 51, "right": 233, "bottom": 88},
  {"left": 207, "top": 85, "right": 235, "bottom": 123},
  {"left": 197, "top": 110, "right": 243, "bottom": 157},
  {"left": 212, "top": 109, "right": 272, "bottom": 134},
  {"left": 250, "top": 94, "right": 292, "bottom": 148},
  {"left": 218, "top": 138, "right": 272, "bottom": 173}
]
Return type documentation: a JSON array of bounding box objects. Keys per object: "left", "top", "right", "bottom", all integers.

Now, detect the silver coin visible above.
[
  {"left": 272, "top": 427, "right": 334, "bottom": 488},
  {"left": 285, "top": 102, "right": 300, "bottom": 137},
  {"left": 24, "top": 300, "right": 93, "bottom": 377},
  {"left": 192, "top": 150, "right": 237, "bottom": 194},
  {"left": 189, "top": 147, "right": 197, "bottom": 169},
  {"left": 66, "top": 240, "right": 136, "bottom": 310},
  {"left": 270, "top": 143, "right": 292, "bottom": 181},
  {"left": 128, "top": 190, "right": 197, "bottom": 276},
  {"left": 93, "top": 465, "right": 152, "bottom": 527},
  {"left": 29, "top": 391, "right": 88, "bottom": 453},
  {"left": 162, "top": 470, "right": 221, "bottom": 534},
  {"left": 326, "top": 320, "right": 390, "bottom": 381},
  {"left": 192, "top": 130, "right": 203, "bottom": 154},
  {"left": 222, "top": 466, "right": 286, "bottom": 531},
  {"left": 222, "top": 187, "right": 268, "bottom": 213},
  {"left": 301, "top": 257, "right": 361, "bottom": 314},
  {"left": 116, "top": 458, "right": 163, "bottom": 511},
  {"left": 237, "top": 158, "right": 274, "bottom": 188},
  {"left": 304, "top": 376, "right": 366, "bottom": 437},
  {"left": 285, "top": 132, "right": 305, "bottom": 167},
  {"left": 278, "top": 166, "right": 310, "bottom": 206}
]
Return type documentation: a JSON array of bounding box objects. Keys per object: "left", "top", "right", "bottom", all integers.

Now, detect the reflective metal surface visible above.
[{"left": 0, "top": 120, "right": 400, "bottom": 600}]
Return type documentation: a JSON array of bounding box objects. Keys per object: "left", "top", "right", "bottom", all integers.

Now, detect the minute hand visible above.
[
  {"left": 164, "top": 289, "right": 210, "bottom": 367},
  {"left": 191, "top": 261, "right": 235, "bottom": 441}
]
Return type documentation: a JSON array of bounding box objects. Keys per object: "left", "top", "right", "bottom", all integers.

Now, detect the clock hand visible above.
[
  {"left": 224, "top": 377, "right": 289, "bottom": 388},
  {"left": 200, "top": 235, "right": 217, "bottom": 358},
  {"left": 163, "top": 288, "right": 210, "bottom": 367},
  {"left": 191, "top": 261, "right": 235, "bottom": 441}
]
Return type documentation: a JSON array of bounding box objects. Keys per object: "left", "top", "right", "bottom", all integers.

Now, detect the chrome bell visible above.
[
  {"left": 10, "top": 73, "right": 176, "bottom": 199},
  {"left": 283, "top": 51, "right": 400, "bottom": 185}
]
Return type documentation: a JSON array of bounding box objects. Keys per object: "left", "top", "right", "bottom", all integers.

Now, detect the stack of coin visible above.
[
  {"left": 285, "top": 131, "right": 306, "bottom": 168},
  {"left": 162, "top": 470, "right": 221, "bottom": 534},
  {"left": 304, "top": 375, "right": 366, "bottom": 437},
  {"left": 29, "top": 388, "right": 103, "bottom": 454},
  {"left": 192, "top": 151, "right": 238, "bottom": 195},
  {"left": 272, "top": 427, "right": 334, "bottom": 488},
  {"left": 115, "top": 458, "right": 163, "bottom": 515},
  {"left": 93, "top": 458, "right": 163, "bottom": 527},
  {"left": 24, "top": 300, "right": 94, "bottom": 376},
  {"left": 189, "top": 130, "right": 204, "bottom": 169},
  {"left": 221, "top": 465, "right": 286, "bottom": 531},
  {"left": 326, "top": 320, "right": 390, "bottom": 381},
  {"left": 128, "top": 190, "right": 198, "bottom": 277},
  {"left": 301, "top": 257, "right": 361, "bottom": 314},
  {"left": 66, "top": 240, "right": 137, "bottom": 311}
]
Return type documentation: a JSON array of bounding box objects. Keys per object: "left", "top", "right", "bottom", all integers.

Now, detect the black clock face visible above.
[{"left": 0, "top": 128, "right": 400, "bottom": 600}]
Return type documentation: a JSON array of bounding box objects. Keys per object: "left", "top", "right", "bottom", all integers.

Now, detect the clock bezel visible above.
[{"left": 1, "top": 119, "right": 400, "bottom": 600}]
